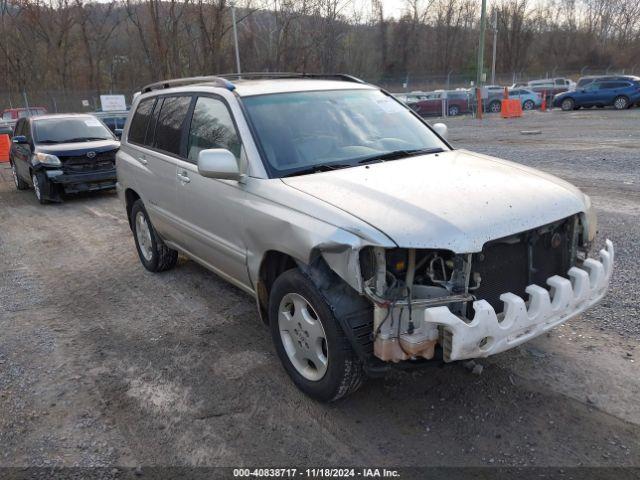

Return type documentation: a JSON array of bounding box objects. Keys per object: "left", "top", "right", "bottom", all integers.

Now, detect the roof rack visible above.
[
  {"left": 141, "top": 76, "right": 236, "bottom": 93},
  {"left": 218, "top": 72, "right": 366, "bottom": 84},
  {"left": 140, "top": 72, "right": 366, "bottom": 94}
]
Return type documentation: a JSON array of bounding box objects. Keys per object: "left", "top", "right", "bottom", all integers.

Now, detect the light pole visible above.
[
  {"left": 491, "top": 10, "right": 497, "bottom": 85},
  {"left": 476, "top": 0, "right": 487, "bottom": 87},
  {"left": 230, "top": 1, "right": 241, "bottom": 76}
]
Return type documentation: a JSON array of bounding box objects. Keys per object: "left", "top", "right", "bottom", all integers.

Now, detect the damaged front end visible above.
[{"left": 352, "top": 214, "right": 614, "bottom": 363}]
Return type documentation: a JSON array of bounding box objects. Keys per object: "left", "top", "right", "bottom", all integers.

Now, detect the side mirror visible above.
[
  {"left": 432, "top": 123, "right": 448, "bottom": 140},
  {"left": 12, "top": 135, "right": 27, "bottom": 144},
  {"left": 197, "top": 148, "right": 240, "bottom": 180}
]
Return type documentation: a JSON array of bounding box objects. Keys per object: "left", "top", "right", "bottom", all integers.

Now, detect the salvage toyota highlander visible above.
[{"left": 116, "top": 74, "right": 613, "bottom": 402}]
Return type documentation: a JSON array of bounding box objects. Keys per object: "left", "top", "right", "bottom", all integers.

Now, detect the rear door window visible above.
[
  {"left": 153, "top": 96, "right": 192, "bottom": 156},
  {"left": 186, "top": 96, "right": 241, "bottom": 164},
  {"left": 128, "top": 98, "right": 155, "bottom": 145},
  {"left": 145, "top": 98, "right": 163, "bottom": 147}
]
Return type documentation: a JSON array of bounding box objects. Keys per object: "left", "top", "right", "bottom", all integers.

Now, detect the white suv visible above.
[{"left": 116, "top": 74, "right": 613, "bottom": 401}]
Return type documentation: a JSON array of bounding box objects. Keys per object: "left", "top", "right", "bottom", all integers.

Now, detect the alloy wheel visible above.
[
  {"left": 614, "top": 97, "right": 628, "bottom": 110},
  {"left": 32, "top": 174, "right": 41, "bottom": 201},
  {"left": 278, "top": 292, "right": 328, "bottom": 381},
  {"left": 135, "top": 211, "right": 154, "bottom": 262},
  {"left": 11, "top": 163, "right": 19, "bottom": 188}
]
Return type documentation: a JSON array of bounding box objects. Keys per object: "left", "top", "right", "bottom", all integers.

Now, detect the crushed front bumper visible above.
[
  {"left": 420, "top": 239, "right": 614, "bottom": 362},
  {"left": 45, "top": 168, "right": 117, "bottom": 193}
]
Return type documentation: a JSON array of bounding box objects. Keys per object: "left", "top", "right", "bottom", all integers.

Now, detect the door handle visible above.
[{"left": 177, "top": 172, "right": 191, "bottom": 183}]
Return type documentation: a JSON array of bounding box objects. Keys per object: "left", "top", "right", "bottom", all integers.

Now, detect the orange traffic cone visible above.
[
  {"left": 541, "top": 90, "right": 547, "bottom": 112},
  {"left": 0, "top": 134, "right": 11, "bottom": 163}
]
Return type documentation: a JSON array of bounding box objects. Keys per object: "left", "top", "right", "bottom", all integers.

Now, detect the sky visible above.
[{"left": 355, "top": 0, "right": 409, "bottom": 19}]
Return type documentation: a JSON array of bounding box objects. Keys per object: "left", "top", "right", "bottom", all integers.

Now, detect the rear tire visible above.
[
  {"left": 269, "top": 269, "right": 365, "bottom": 402},
  {"left": 561, "top": 98, "right": 575, "bottom": 111},
  {"left": 523, "top": 100, "right": 535, "bottom": 110},
  {"left": 131, "top": 200, "right": 178, "bottom": 272},
  {"left": 613, "top": 95, "right": 629, "bottom": 110},
  {"left": 10, "top": 161, "right": 29, "bottom": 190},
  {"left": 448, "top": 105, "right": 460, "bottom": 116}
]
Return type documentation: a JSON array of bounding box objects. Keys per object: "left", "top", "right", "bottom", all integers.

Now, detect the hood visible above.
[
  {"left": 35, "top": 139, "right": 120, "bottom": 156},
  {"left": 281, "top": 150, "right": 586, "bottom": 252}
]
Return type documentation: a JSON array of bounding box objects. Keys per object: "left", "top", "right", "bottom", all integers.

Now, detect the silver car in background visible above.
[{"left": 116, "top": 74, "right": 613, "bottom": 402}]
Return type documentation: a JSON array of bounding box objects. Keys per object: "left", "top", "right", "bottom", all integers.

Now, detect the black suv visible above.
[{"left": 9, "top": 114, "right": 119, "bottom": 203}]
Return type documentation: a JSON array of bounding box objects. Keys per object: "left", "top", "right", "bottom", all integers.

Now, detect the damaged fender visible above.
[{"left": 244, "top": 178, "right": 395, "bottom": 295}]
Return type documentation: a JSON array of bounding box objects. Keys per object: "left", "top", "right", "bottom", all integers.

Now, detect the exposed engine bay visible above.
[{"left": 359, "top": 214, "right": 590, "bottom": 363}]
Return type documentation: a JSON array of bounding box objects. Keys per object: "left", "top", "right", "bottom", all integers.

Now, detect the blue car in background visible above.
[
  {"left": 553, "top": 79, "right": 640, "bottom": 111},
  {"left": 508, "top": 88, "right": 542, "bottom": 110}
]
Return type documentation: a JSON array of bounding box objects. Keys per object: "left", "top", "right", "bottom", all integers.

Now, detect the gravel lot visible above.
[{"left": 0, "top": 109, "right": 639, "bottom": 474}]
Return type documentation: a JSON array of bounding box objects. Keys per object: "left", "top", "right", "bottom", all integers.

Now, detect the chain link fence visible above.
[
  {"left": 2, "top": 67, "right": 637, "bottom": 118},
  {"left": 1, "top": 90, "right": 136, "bottom": 119}
]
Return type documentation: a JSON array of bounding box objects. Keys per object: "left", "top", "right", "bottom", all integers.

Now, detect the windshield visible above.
[
  {"left": 242, "top": 89, "right": 448, "bottom": 177},
  {"left": 34, "top": 117, "right": 114, "bottom": 144}
]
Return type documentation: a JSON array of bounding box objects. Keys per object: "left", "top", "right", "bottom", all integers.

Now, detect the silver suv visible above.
[{"left": 116, "top": 74, "right": 613, "bottom": 401}]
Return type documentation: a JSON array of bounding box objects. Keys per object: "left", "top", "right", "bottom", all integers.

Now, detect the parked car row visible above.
[
  {"left": 5, "top": 74, "right": 614, "bottom": 403},
  {"left": 395, "top": 74, "right": 640, "bottom": 116},
  {"left": 399, "top": 87, "right": 542, "bottom": 117}
]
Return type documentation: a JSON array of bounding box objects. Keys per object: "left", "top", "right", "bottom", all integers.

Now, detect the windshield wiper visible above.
[
  {"left": 283, "top": 163, "right": 351, "bottom": 177},
  {"left": 357, "top": 147, "right": 445, "bottom": 165},
  {"left": 63, "top": 137, "right": 111, "bottom": 143},
  {"left": 37, "top": 140, "right": 61, "bottom": 144}
]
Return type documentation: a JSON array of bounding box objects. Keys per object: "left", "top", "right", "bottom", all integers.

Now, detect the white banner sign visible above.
[{"left": 100, "top": 95, "right": 127, "bottom": 112}]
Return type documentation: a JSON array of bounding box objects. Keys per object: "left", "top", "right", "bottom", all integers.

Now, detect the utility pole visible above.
[
  {"left": 491, "top": 10, "right": 497, "bottom": 85},
  {"left": 476, "top": 0, "right": 487, "bottom": 87},
  {"left": 230, "top": 1, "right": 241, "bottom": 76},
  {"left": 475, "top": 0, "right": 487, "bottom": 119}
]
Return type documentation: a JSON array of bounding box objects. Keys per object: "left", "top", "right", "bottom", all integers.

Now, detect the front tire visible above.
[
  {"left": 561, "top": 98, "right": 575, "bottom": 111},
  {"left": 10, "top": 161, "right": 29, "bottom": 190},
  {"left": 448, "top": 105, "right": 460, "bottom": 116},
  {"left": 131, "top": 200, "right": 178, "bottom": 272},
  {"left": 31, "top": 172, "right": 48, "bottom": 204},
  {"left": 269, "top": 269, "right": 365, "bottom": 402},
  {"left": 523, "top": 99, "right": 535, "bottom": 110}
]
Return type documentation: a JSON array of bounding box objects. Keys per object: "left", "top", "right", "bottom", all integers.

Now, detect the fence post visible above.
[{"left": 22, "top": 91, "right": 30, "bottom": 114}]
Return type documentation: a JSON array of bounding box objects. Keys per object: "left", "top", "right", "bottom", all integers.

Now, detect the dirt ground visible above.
[{"left": 0, "top": 109, "right": 639, "bottom": 473}]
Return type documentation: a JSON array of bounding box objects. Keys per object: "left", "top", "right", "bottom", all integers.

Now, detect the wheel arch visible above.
[
  {"left": 256, "top": 250, "right": 299, "bottom": 324},
  {"left": 125, "top": 188, "right": 141, "bottom": 230}
]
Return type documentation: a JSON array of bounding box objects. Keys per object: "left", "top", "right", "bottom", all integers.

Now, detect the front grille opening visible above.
[
  {"left": 470, "top": 215, "right": 578, "bottom": 314},
  {"left": 60, "top": 151, "right": 116, "bottom": 173}
]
